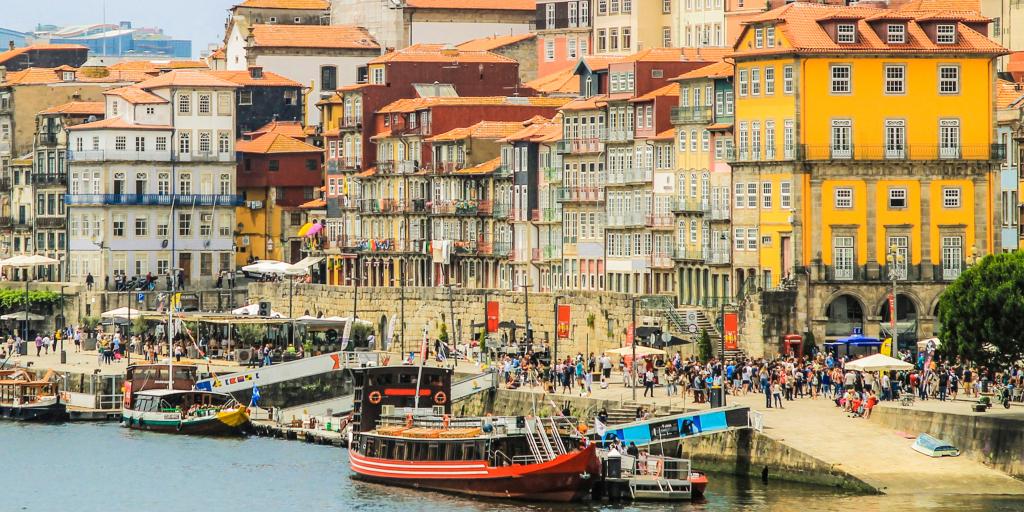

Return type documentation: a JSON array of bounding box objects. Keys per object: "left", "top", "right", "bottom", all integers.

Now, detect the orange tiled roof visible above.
[
  {"left": 617, "top": 47, "right": 731, "bottom": 64},
  {"left": 672, "top": 60, "right": 733, "bottom": 81},
  {"left": 369, "top": 44, "right": 515, "bottom": 64},
  {"left": 453, "top": 157, "right": 501, "bottom": 175},
  {"left": 650, "top": 128, "right": 675, "bottom": 141},
  {"left": 298, "top": 198, "right": 327, "bottom": 209},
  {"left": 707, "top": 122, "right": 733, "bottom": 131},
  {"left": 379, "top": 96, "right": 570, "bottom": 114},
  {"left": 209, "top": 47, "right": 226, "bottom": 60},
  {"left": 630, "top": 83, "right": 679, "bottom": 103},
  {"left": 39, "top": 101, "right": 105, "bottom": 116},
  {"left": 1, "top": 67, "right": 148, "bottom": 86},
  {"left": 897, "top": 0, "right": 980, "bottom": 13},
  {"left": 135, "top": 70, "right": 241, "bottom": 89},
  {"left": 206, "top": 69, "right": 301, "bottom": 87},
  {"left": 1009, "top": 52, "right": 1024, "bottom": 82},
  {"left": 250, "top": 24, "right": 379, "bottom": 50},
  {"left": 0, "top": 44, "right": 87, "bottom": 66},
  {"left": 245, "top": 120, "right": 307, "bottom": 139},
  {"left": 426, "top": 121, "right": 525, "bottom": 142},
  {"left": 103, "top": 86, "right": 168, "bottom": 104},
  {"left": 500, "top": 115, "right": 561, "bottom": 143},
  {"left": 574, "top": 55, "right": 622, "bottom": 73},
  {"left": 525, "top": 67, "right": 580, "bottom": 95},
  {"left": 996, "top": 79, "right": 1023, "bottom": 111},
  {"left": 108, "top": 60, "right": 209, "bottom": 72},
  {"left": 356, "top": 167, "right": 377, "bottom": 177},
  {"left": 235, "top": 0, "right": 330, "bottom": 9},
  {"left": 735, "top": 3, "right": 1005, "bottom": 57},
  {"left": 236, "top": 132, "right": 321, "bottom": 154},
  {"left": 456, "top": 33, "right": 535, "bottom": 52},
  {"left": 67, "top": 117, "right": 172, "bottom": 131},
  {"left": 405, "top": 0, "right": 534, "bottom": 10},
  {"left": 559, "top": 96, "right": 605, "bottom": 111}
]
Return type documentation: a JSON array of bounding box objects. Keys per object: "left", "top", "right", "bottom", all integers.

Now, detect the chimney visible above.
[
  {"left": 249, "top": 66, "right": 263, "bottom": 79},
  {"left": 8, "top": 41, "right": 14, "bottom": 51}
]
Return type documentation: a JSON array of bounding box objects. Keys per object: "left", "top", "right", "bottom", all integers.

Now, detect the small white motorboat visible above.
[{"left": 911, "top": 433, "right": 960, "bottom": 457}]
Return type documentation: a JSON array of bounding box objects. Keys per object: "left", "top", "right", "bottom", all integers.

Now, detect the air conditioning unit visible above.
[
  {"left": 242, "top": 236, "right": 250, "bottom": 245},
  {"left": 234, "top": 348, "right": 252, "bottom": 362},
  {"left": 381, "top": 404, "right": 396, "bottom": 416},
  {"left": 432, "top": 405, "right": 445, "bottom": 416},
  {"left": 248, "top": 201, "right": 263, "bottom": 210}
]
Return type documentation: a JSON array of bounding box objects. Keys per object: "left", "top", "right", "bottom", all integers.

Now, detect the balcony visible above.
[
  {"left": 340, "top": 116, "right": 362, "bottom": 129},
  {"left": 377, "top": 160, "right": 417, "bottom": 174},
  {"left": 531, "top": 208, "right": 561, "bottom": 224},
  {"left": 493, "top": 165, "right": 513, "bottom": 179},
  {"left": 35, "top": 217, "right": 65, "bottom": 230},
  {"left": 607, "top": 212, "right": 645, "bottom": 228},
  {"left": 450, "top": 239, "right": 507, "bottom": 257},
  {"left": 64, "top": 194, "right": 244, "bottom": 206},
  {"left": 651, "top": 252, "right": 674, "bottom": 268},
  {"left": 31, "top": 173, "right": 67, "bottom": 186},
  {"left": 542, "top": 167, "right": 562, "bottom": 183},
  {"left": 428, "top": 161, "right": 462, "bottom": 175},
  {"left": 409, "top": 198, "right": 428, "bottom": 213},
  {"left": 673, "top": 247, "right": 705, "bottom": 262},
  {"left": 557, "top": 186, "right": 605, "bottom": 203},
  {"left": 560, "top": 137, "right": 605, "bottom": 154},
  {"left": 604, "top": 129, "right": 634, "bottom": 143},
  {"left": 708, "top": 206, "right": 730, "bottom": 221},
  {"left": 797, "top": 144, "right": 1005, "bottom": 162},
  {"left": 645, "top": 213, "right": 674, "bottom": 228},
  {"left": 493, "top": 202, "right": 511, "bottom": 218},
  {"left": 670, "top": 107, "right": 713, "bottom": 125},
  {"left": 706, "top": 249, "right": 731, "bottom": 266},
  {"left": 673, "top": 197, "right": 709, "bottom": 214},
  {"left": 0, "top": 216, "right": 12, "bottom": 229},
  {"left": 431, "top": 199, "right": 493, "bottom": 216},
  {"left": 37, "top": 133, "right": 59, "bottom": 146},
  {"left": 0, "top": 177, "right": 11, "bottom": 191},
  {"left": 351, "top": 238, "right": 428, "bottom": 254}
]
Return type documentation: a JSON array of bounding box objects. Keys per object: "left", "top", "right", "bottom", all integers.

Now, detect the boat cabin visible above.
[
  {"left": 131, "top": 389, "right": 238, "bottom": 416},
  {"left": 0, "top": 370, "right": 59, "bottom": 406},
  {"left": 352, "top": 366, "right": 452, "bottom": 433},
  {"left": 126, "top": 364, "right": 199, "bottom": 393}
]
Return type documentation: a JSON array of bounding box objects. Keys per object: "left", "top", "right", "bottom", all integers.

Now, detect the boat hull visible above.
[
  {"left": 690, "top": 472, "right": 708, "bottom": 496},
  {"left": 0, "top": 402, "right": 67, "bottom": 422},
  {"left": 350, "top": 443, "right": 600, "bottom": 502},
  {"left": 122, "top": 406, "right": 250, "bottom": 436}
]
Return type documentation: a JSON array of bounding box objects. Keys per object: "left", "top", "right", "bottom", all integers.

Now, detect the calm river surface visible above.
[{"left": 3, "top": 422, "right": 1023, "bottom": 512}]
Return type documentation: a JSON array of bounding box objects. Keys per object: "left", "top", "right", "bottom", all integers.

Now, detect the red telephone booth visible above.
[{"left": 782, "top": 334, "right": 803, "bottom": 357}]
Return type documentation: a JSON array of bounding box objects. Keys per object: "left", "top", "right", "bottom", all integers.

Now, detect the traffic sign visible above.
[
  {"left": 137, "top": 293, "right": 145, "bottom": 303},
  {"left": 687, "top": 323, "right": 698, "bottom": 334}
]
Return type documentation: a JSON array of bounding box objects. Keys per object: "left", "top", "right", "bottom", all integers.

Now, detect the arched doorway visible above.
[
  {"left": 878, "top": 294, "right": 918, "bottom": 353},
  {"left": 825, "top": 294, "right": 864, "bottom": 337}
]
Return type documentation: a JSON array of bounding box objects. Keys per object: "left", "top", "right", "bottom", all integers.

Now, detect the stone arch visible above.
[
  {"left": 873, "top": 291, "right": 924, "bottom": 322},
  {"left": 822, "top": 292, "right": 868, "bottom": 337}
]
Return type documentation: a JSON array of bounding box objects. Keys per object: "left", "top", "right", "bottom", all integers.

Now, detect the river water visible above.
[{"left": 4, "top": 422, "right": 1023, "bottom": 512}]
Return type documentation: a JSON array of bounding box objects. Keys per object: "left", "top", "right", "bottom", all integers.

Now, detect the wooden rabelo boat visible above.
[
  {"left": 121, "top": 363, "right": 249, "bottom": 436},
  {"left": 348, "top": 366, "right": 600, "bottom": 502},
  {"left": 0, "top": 369, "right": 67, "bottom": 422}
]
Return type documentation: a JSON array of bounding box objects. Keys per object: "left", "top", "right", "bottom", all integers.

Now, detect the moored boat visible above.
[
  {"left": 121, "top": 363, "right": 249, "bottom": 436},
  {"left": 0, "top": 369, "right": 67, "bottom": 422}
]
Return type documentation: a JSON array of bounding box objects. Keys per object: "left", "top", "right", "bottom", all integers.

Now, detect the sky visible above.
[{"left": 3, "top": 0, "right": 239, "bottom": 57}]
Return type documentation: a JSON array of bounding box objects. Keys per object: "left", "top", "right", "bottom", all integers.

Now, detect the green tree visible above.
[
  {"left": 937, "top": 252, "right": 1024, "bottom": 369},
  {"left": 802, "top": 330, "right": 817, "bottom": 357},
  {"left": 698, "top": 328, "right": 713, "bottom": 362},
  {"left": 236, "top": 323, "right": 265, "bottom": 347},
  {"left": 437, "top": 322, "right": 449, "bottom": 344},
  {"left": 131, "top": 317, "right": 147, "bottom": 336}
]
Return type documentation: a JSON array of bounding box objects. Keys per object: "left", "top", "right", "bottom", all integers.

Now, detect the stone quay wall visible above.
[{"left": 246, "top": 283, "right": 693, "bottom": 357}]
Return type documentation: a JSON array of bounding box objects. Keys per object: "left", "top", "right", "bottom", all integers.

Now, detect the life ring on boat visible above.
[
  {"left": 368, "top": 391, "right": 382, "bottom": 405},
  {"left": 434, "top": 391, "right": 447, "bottom": 405},
  {"left": 442, "top": 414, "right": 450, "bottom": 428},
  {"left": 405, "top": 413, "right": 414, "bottom": 427}
]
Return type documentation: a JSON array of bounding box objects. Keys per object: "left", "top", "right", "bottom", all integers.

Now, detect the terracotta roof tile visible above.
[
  {"left": 235, "top": 0, "right": 330, "bottom": 9},
  {"left": 1, "top": 67, "right": 149, "bottom": 86},
  {"left": 500, "top": 115, "right": 561, "bottom": 143},
  {"left": 426, "top": 121, "right": 525, "bottom": 142},
  {"left": 135, "top": 70, "right": 241, "bottom": 89},
  {"left": 1009, "top": 52, "right": 1024, "bottom": 82},
  {"left": 897, "top": 0, "right": 980, "bottom": 13},
  {"left": 649, "top": 128, "right": 675, "bottom": 141},
  {"left": 404, "top": 0, "right": 534, "bottom": 10},
  {"left": 245, "top": 120, "right": 307, "bottom": 139},
  {"left": 616, "top": 47, "right": 731, "bottom": 64},
  {"left": 378, "top": 96, "right": 570, "bottom": 113},
  {"left": 39, "top": 101, "right": 105, "bottom": 116},
  {"left": 206, "top": 69, "right": 301, "bottom": 87},
  {"left": 355, "top": 167, "right": 377, "bottom": 177},
  {"left": 453, "top": 157, "right": 501, "bottom": 175},
  {"left": 103, "top": 86, "right": 168, "bottom": 104},
  {"left": 996, "top": 79, "right": 1023, "bottom": 111},
  {"left": 734, "top": 3, "right": 1005, "bottom": 57},
  {"left": 67, "top": 117, "right": 172, "bottom": 131},
  {"left": 525, "top": 67, "right": 580, "bottom": 95},
  {"left": 456, "top": 33, "right": 535, "bottom": 52},
  {"left": 299, "top": 198, "right": 327, "bottom": 209},
  {"left": 108, "top": 60, "right": 209, "bottom": 72},
  {"left": 559, "top": 96, "right": 606, "bottom": 111},
  {"left": 707, "top": 122, "right": 733, "bottom": 131},
  {"left": 0, "top": 44, "right": 87, "bottom": 66},
  {"left": 369, "top": 44, "right": 515, "bottom": 64},
  {"left": 672, "top": 60, "right": 733, "bottom": 81},
  {"left": 236, "top": 132, "right": 321, "bottom": 154},
  {"left": 250, "top": 24, "right": 379, "bottom": 50},
  {"left": 630, "top": 83, "right": 679, "bottom": 103}
]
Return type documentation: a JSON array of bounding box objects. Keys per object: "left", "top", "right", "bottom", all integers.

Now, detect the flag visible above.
[
  {"left": 594, "top": 417, "right": 607, "bottom": 438},
  {"left": 251, "top": 384, "right": 261, "bottom": 406}
]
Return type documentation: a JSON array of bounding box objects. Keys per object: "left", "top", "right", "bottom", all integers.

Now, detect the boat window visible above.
[
  {"left": 395, "top": 442, "right": 407, "bottom": 461},
  {"left": 427, "top": 443, "right": 439, "bottom": 461},
  {"left": 399, "top": 373, "right": 416, "bottom": 384},
  {"left": 371, "top": 373, "right": 393, "bottom": 385},
  {"left": 364, "top": 438, "right": 376, "bottom": 455},
  {"left": 445, "top": 443, "right": 458, "bottom": 461},
  {"left": 462, "top": 442, "right": 477, "bottom": 461}
]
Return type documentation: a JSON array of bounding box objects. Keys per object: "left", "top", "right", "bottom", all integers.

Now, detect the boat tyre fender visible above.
[
  {"left": 177, "top": 421, "right": 183, "bottom": 432},
  {"left": 368, "top": 391, "right": 382, "bottom": 405},
  {"left": 434, "top": 391, "right": 447, "bottom": 405}
]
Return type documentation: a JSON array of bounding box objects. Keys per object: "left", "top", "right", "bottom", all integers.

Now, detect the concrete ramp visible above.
[
  {"left": 452, "top": 371, "right": 498, "bottom": 402},
  {"left": 194, "top": 351, "right": 379, "bottom": 394},
  {"left": 602, "top": 405, "right": 751, "bottom": 447}
]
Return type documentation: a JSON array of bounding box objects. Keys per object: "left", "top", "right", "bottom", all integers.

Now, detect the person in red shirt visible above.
[{"left": 864, "top": 390, "right": 879, "bottom": 419}]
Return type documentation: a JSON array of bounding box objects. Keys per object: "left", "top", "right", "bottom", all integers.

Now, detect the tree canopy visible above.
[{"left": 937, "top": 252, "right": 1024, "bottom": 369}]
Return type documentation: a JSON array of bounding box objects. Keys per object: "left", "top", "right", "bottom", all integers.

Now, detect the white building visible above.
[
  {"left": 66, "top": 70, "right": 241, "bottom": 288},
  {"left": 224, "top": 21, "right": 380, "bottom": 125}
]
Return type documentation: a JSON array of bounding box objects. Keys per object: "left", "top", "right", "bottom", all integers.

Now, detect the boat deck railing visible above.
[
  {"left": 377, "top": 413, "right": 583, "bottom": 438},
  {"left": 601, "top": 450, "right": 692, "bottom": 482}
]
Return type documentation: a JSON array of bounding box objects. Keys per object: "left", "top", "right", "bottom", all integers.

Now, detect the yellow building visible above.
[
  {"left": 593, "top": 0, "right": 675, "bottom": 55},
  {"left": 729, "top": 3, "right": 1008, "bottom": 352}
]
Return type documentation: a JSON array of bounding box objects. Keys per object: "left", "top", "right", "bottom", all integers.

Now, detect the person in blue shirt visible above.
[{"left": 760, "top": 371, "right": 771, "bottom": 408}]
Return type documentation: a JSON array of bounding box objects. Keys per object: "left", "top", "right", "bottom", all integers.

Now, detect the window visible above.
[
  {"left": 662, "top": 27, "right": 671, "bottom": 47},
  {"left": 269, "top": 160, "right": 280, "bottom": 171},
  {"left": 321, "top": 65, "right": 337, "bottom": 91},
  {"left": 942, "top": 236, "right": 962, "bottom": 280},
  {"left": 239, "top": 90, "right": 253, "bottom": 105},
  {"left": 200, "top": 216, "right": 212, "bottom": 237},
  {"left": 942, "top": 187, "right": 961, "bottom": 208},
  {"left": 597, "top": 29, "right": 606, "bottom": 52},
  {"left": 568, "top": 38, "right": 577, "bottom": 59},
  {"left": 830, "top": 65, "right": 851, "bottom": 94},
  {"left": 939, "top": 119, "right": 960, "bottom": 159},
  {"left": 837, "top": 23, "right": 856, "bottom": 43},
  {"left": 747, "top": 183, "right": 756, "bottom": 208},
  {"left": 370, "top": 67, "right": 385, "bottom": 84},
  {"left": 622, "top": 27, "right": 631, "bottom": 49},
  {"left": 610, "top": 28, "right": 619, "bottom": 51},
  {"left": 766, "top": 26, "right": 775, "bottom": 47},
  {"left": 198, "top": 94, "right": 211, "bottom": 114},
  {"left": 179, "top": 173, "right": 192, "bottom": 195},
  {"left": 158, "top": 173, "right": 170, "bottom": 195},
  {"left": 780, "top": 181, "right": 791, "bottom": 209},
  {"left": 219, "top": 174, "right": 231, "bottom": 195},
  {"left": 690, "top": 129, "right": 697, "bottom": 151},
  {"left": 219, "top": 92, "right": 233, "bottom": 113},
  {"left": 157, "top": 219, "right": 169, "bottom": 238},
  {"left": 751, "top": 67, "right": 761, "bottom": 95},
  {"left": 751, "top": 121, "right": 761, "bottom": 158},
  {"left": 135, "top": 216, "right": 148, "bottom": 237},
  {"left": 884, "top": 65, "right": 905, "bottom": 94},
  {"left": 888, "top": 187, "right": 907, "bottom": 209},
  {"left": 179, "top": 213, "right": 192, "bottom": 236},
  {"left": 544, "top": 40, "right": 555, "bottom": 61},
  {"left": 764, "top": 66, "right": 775, "bottom": 95},
  {"left": 546, "top": 3, "right": 555, "bottom": 27},
  {"left": 783, "top": 65, "right": 793, "bottom": 94},
  {"left": 887, "top": 24, "right": 905, "bottom": 44},
  {"left": 701, "top": 130, "right": 709, "bottom": 151},
  {"left": 115, "top": 136, "right": 126, "bottom": 151},
  {"left": 888, "top": 236, "right": 909, "bottom": 280},
  {"left": 678, "top": 130, "right": 687, "bottom": 151},
  {"left": 735, "top": 228, "right": 745, "bottom": 251},
  {"left": 156, "top": 137, "right": 167, "bottom": 152},
  {"left": 283, "top": 90, "right": 298, "bottom": 106},
  {"left": 936, "top": 24, "right": 956, "bottom": 44},
  {"left": 199, "top": 132, "right": 211, "bottom": 154},
  {"left": 746, "top": 228, "right": 757, "bottom": 251},
  {"left": 135, "top": 136, "right": 145, "bottom": 152},
  {"left": 831, "top": 119, "right": 852, "bottom": 159},
  {"left": 113, "top": 214, "right": 125, "bottom": 238},
  {"left": 762, "top": 182, "right": 772, "bottom": 209},
  {"left": 885, "top": 120, "right": 906, "bottom": 159},
  {"left": 219, "top": 213, "right": 232, "bottom": 237},
  {"left": 662, "top": 0, "right": 671, "bottom": 13},
  {"left": 738, "top": 69, "right": 748, "bottom": 96},
  {"left": 833, "top": 236, "right": 854, "bottom": 280},
  {"left": 178, "top": 94, "right": 191, "bottom": 114},
  {"left": 179, "top": 132, "right": 190, "bottom": 154},
  {"left": 834, "top": 187, "right": 853, "bottom": 208},
  {"left": 765, "top": 120, "right": 775, "bottom": 159},
  {"left": 734, "top": 183, "right": 744, "bottom": 209},
  {"left": 938, "top": 65, "right": 959, "bottom": 94},
  {"left": 580, "top": 1, "right": 589, "bottom": 24},
  {"left": 219, "top": 132, "right": 230, "bottom": 154}
]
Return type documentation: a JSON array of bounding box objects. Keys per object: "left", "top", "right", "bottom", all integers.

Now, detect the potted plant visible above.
[{"left": 975, "top": 396, "right": 991, "bottom": 412}]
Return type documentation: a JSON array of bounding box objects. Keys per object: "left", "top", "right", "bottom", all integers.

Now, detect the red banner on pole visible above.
[
  {"left": 724, "top": 312, "right": 739, "bottom": 351},
  {"left": 626, "top": 322, "right": 634, "bottom": 346},
  {"left": 486, "top": 301, "right": 499, "bottom": 333},
  {"left": 556, "top": 304, "right": 571, "bottom": 339},
  {"left": 888, "top": 293, "right": 896, "bottom": 330}
]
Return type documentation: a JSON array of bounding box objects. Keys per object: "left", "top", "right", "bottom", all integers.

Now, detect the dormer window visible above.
[
  {"left": 755, "top": 27, "right": 764, "bottom": 48},
  {"left": 837, "top": 24, "right": 856, "bottom": 43},
  {"left": 61, "top": 71, "right": 74, "bottom": 81},
  {"left": 766, "top": 26, "right": 776, "bottom": 47},
  {"left": 936, "top": 24, "right": 956, "bottom": 44},
  {"left": 887, "top": 24, "right": 905, "bottom": 44}
]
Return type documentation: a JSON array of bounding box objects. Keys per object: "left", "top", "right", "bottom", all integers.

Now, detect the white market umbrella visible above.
[
  {"left": 242, "top": 260, "right": 292, "bottom": 275},
  {"left": 0, "top": 311, "right": 45, "bottom": 321},
  {"left": 605, "top": 345, "right": 666, "bottom": 357},
  {"left": 101, "top": 307, "right": 155, "bottom": 320},
  {"left": 231, "top": 303, "right": 283, "bottom": 318},
  {"left": 845, "top": 353, "right": 915, "bottom": 372}
]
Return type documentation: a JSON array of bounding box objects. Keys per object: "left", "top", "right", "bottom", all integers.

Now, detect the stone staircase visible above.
[
  {"left": 605, "top": 400, "right": 693, "bottom": 425},
  {"left": 674, "top": 307, "right": 719, "bottom": 338}
]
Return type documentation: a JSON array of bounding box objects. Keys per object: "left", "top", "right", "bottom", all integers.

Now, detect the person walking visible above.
[
  {"left": 643, "top": 367, "right": 655, "bottom": 397},
  {"left": 761, "top": 370, "right": 771, "bottom": 409},
  {"left": 85, "top": 272, "right": 94, "bottom": 290},
  {"left": 772, "top": 379, "right": 784, "bottom": 409},
  {"left": 34, "top": 335, "right": 43, "bottom": 356}
]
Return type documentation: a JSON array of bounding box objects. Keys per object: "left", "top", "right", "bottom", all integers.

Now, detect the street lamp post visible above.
[
  {"left": 552, "top": 294, "right": 560, "bottom": 374},
  {"left": 631, "top": 294, "right": 637, "bottom": 402},
  {"left": 886, "top": 244, "right": 904, "bottom": 354},
  {"left": 59, "top": 285, "right": 67, "bottom": 364},
  {"left": 720, "top": 300, "right": 727, "bottom": 407}
]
